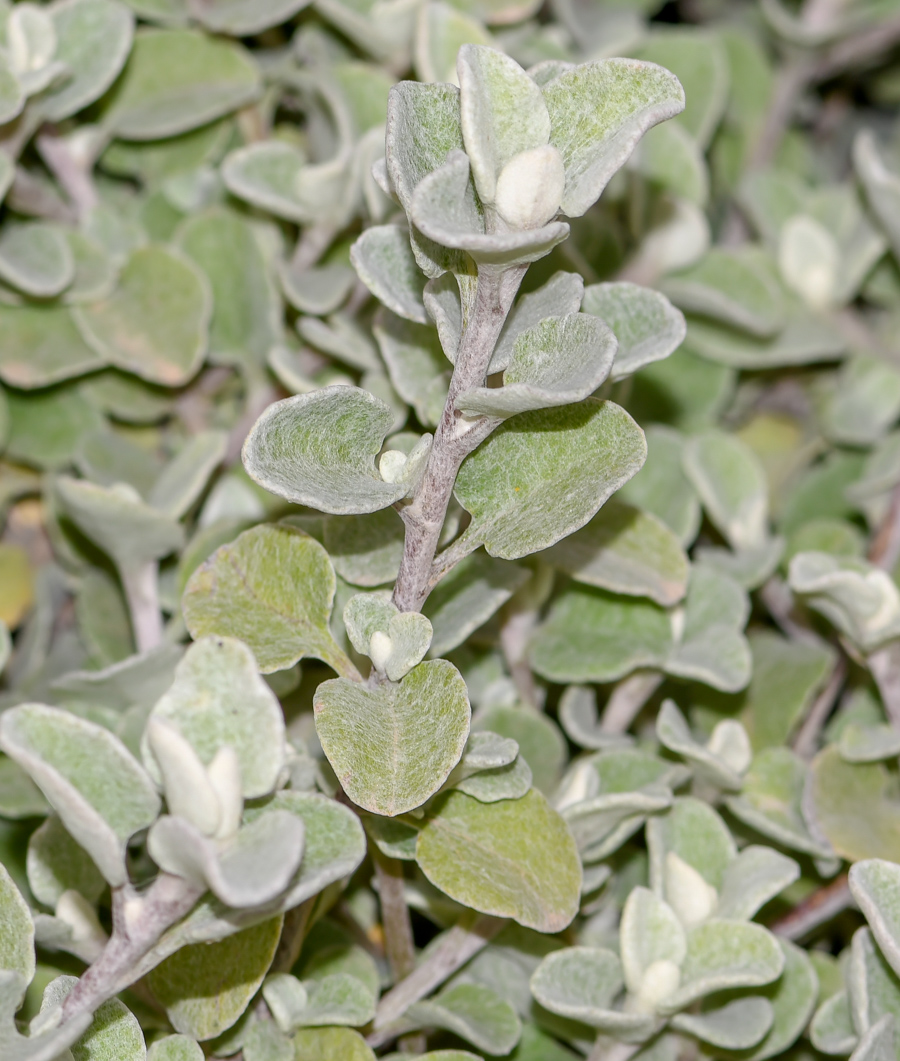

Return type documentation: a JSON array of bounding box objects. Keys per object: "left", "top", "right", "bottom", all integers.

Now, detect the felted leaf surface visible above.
[
  {"left": 221, "top": 142, "right": 317, "bottom": 225},
  {"left": 474, "top": 705, "right": 567, "bottom": 795},
  {"left": 416, "top": 789, "right": 581, "bottom": 932},
  {"left": 490, "top": 271, "right": 584, "bottom": 373},
  {"left": 324, "top": 509, "right": 405, "bottom": 588},
  {"left": 374, "top": 311, "right": 448, "bottom": 428},
  {"left": 812, "top": 990, "right": 858, "bottom": 1055},
  {"left": 143, "top": 636, "right": 286, "bottom": 797},
  {"left": 26, "top": 814, "right": 105, "bottom": 908},
  {"left": 0, "top": 223, "right": 74, "bottom": 298},
  {"left": 43, "top": 0, "right": 135, "bottom": 122},
  {"left": 188, "top": 0, "right": 313, "bottom": 34},
  {"left": 455, "top": 399, "right": 646, "bottom": 560},
  {"left": 182, "top": 524, "right": 352, "bottom": 676},
  {"left": 715, "top": 845, "right": 800, "bottom": 922},
  {"left": 40, "top": 976, "right": 145, "bottom": 1061},
  {"left": 150, "top": 916, "right": 282, "bottom": 1040},
  {"left": 147, "top": 1034, "right": 204, "bottom": 1061},
  {"left": 0, "top": 704, "right": 160, "bottom": 886},
  {"left": 456, "top": 313, "right": 617, "bottom": 418},
  {"left": 530, "top": 946, "right": 623, "bottom": 1023},
  {"left": 619, "top": 425, "right": 700, "bottom": 546},
  {"left": 848, "top": 927, "right": 900, "bottom": 1036},
  {"left": 620, "top": 885, "right": 686, "bottom": 995},
  {"left": 408, "top": 982, "right": 522, "bottom": 1054},
  {"left": 811, "top": 748, "right": 900, "bottom": 863},
  {"left": 685, "top": 308, "right": 846, "bottom": 369},
  {"left": 0, "top": 305, "right": 107, "bottom": 389},
  {"left": 73, "top": 245, "right": 211, "bottom": 386},
  {"left": 544, "top": 499, "right": 688, "bottom": 606},
  {"left": 148, "top": 430, "right": 226, "bottom": 520},
  {"left": 670, "top": 996, "right": 773, "bottom": 1049},
  {"left": 655, "top": 702, "right": 746, "bottom": 791},
  {"left": 647, "top": 796, "right": 736, "bottom": 895},
  {"left": 582, "top": 281, "right": 686, "bottom": 382},
  {"left": 290, "top": 1028, "right": 375, "bottom": 1061},
  {"left": 351, "top": 225, "right": 429, "bottom": 325},
  {"left": 242, "top": 387, "right": 408, "bottom": 514},
  {"left": 542, "top": 58, "right": 685, "bottom": 217},
  {"left": 314, "top": 659, "right": 470, "bottom": 815},
  {"left": 106, "top": 28, "right": 261, "bottom": 139},
  {"left": 0, "top": 862, "right": 34, "bottom": 994},
  {"left": 855, "top": 132, "right": 900, "bottom": 260}
]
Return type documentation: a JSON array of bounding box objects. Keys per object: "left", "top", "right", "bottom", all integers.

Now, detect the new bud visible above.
[{"left": 494, "top": 145, "right": 566, "bottom": 230}]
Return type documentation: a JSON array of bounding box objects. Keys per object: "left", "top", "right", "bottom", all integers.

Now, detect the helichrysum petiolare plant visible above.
[{"left": 4, "top": 1, "right": 900, "bottom": 1059}]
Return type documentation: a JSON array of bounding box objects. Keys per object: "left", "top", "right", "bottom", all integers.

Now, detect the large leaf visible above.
[
  {"left": 242, "top": 388, "right": 409, "bottom": 515},
  {"left": 0, "top": 704, "right": 160, "bottom": 885},
  {"left": 182, "top": 524, "right": 353, "bottom": 676},
  {"left": 454, "top": 399, "right": 646, "bottom": 560},
  {"left": 314, "top": 659, "right": 470, "bottom": 815},
  {"left": 41, "top": 977, "right": 146, "bottom": 1061},
  {"left": 416, "top": 789, "right": 581, "bottom": 932}
]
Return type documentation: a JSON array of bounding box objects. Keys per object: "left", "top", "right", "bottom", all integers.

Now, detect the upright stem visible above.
[
  {"left": 372, "top": 847, "right": 417, "bottom": 984},
  {"left": 392, "top": 266, "right": 525, "bottom": 614},
  {"left": 121, "top": 561, "right": 163, "bottom": 654},
  {"left": 600, "top": 672, "right": 663, "bottom": 735}
]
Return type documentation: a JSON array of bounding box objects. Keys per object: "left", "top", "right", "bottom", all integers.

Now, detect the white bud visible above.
[
  {"left": 665, "top": 851, "right": 718, "bottom": 929},
  {"left": 8, "top": 4, "right": 56, "bottom": 74},
  {"left": 635, "top": 959, "right": 681, "bottom": 1013},
  {"left": 379, "top": 449, "right": 408, "bottom": 483},
  {"left": 494, "top": 145, "right": 566, "bottom": 230},
  {"left": 707, "top": 719, "right": 752, "bottom": 775},
  {"left": 146, "top": 716, "right": 221, "bottom": 837},
  {"left": 369, "top": 630, "right": 394, "bottom": 672},
  {"left": 207, "top": 745, "right": 243, "bottom": 840}
]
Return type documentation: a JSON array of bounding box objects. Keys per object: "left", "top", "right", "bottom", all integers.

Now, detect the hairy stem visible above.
[
  {"left": 392, "top": 266, "right": 526, "bottom": 614},
  {"left": 372, "top": 847, "right": 417, "bottom": 984},
  {"left": 121, "top": 561, "right": 163, "bottom": 655}
]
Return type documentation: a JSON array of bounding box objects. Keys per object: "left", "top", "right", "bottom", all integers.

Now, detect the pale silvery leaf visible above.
[
  {"left": 147, "top": 431, "right": 227, "bottom": 520},
  {"left": 454, "top": 398, "right": 646, "bottom": 560},
  {"left": 582, "top": 281, "right": 686, "bottom": 382},
  {"left": 0, "top": 306, "right": 107, "bottom": 390},
  {"left": 0, "top": 224, "right": 74, "bottom": 299},
  {"left": 682, "top": 430, "right": 769, "bottom": 551},
  {"left": 242, "top": 387, "right": 409, "bottom": 515},
  {"left": 655, "top": 700, "right": 745, "bottom": 791},
  {"left": 619, "top": 887, "right": 687, "bottom": 1000},
  {"left": 350, "top": 225, "right": 429, "bottom": 324},
  {"left": 290, "top": 1028, "right": 375, "bottom": 1061},
  {"left": 26, "top": 815, "right": 105, "bottom": 909},
  {"left": 416, "top": 789, "right": 581, "bottom": 932},
  {"left": 221, "top": 142, "right": 313, "bottom": 224},
  {"left": 543, "top": 499, "right": 689, "bottom": 607},
  {"left": 324, "top": 509, "right": 405, "bottom": 587},
  {"left": 0, "top": 972, "right": 91, "bottom": 1061},
  {"left": 850, "top": 1015, "right": 896, "bottom": 1061},
  {"left": 147, "top": 1035, "right": 204, "bottom": 1061},
  {"left": 812, "top": 991, "right": 858, "bottom": 1055},
  {"left": 142, "top": 636, "right": 286, "bottom": 799},
  {"left": 490, "top": 270, "right": 584, "bottom": 373},
  {"left": 850, "top": 860, "right": 900, "bottom": 982},
  {"left": 529, "top": 946, "right": 624, "bottom": 1021},
  {"left": 647, "top": 796, "right": 735, "bottom": 898},
  {"left": 779, "top": 215, "right": 841, "bottom": 310},
  {"left": 455, "top": 755, "right": 532, "bottom": 802},
  {"left": 661, "top": 247, "right": 785, "bottom": 337},
  {"left": 557, "top": 685, "right": 631, "bottom": 751},
  {"left": 456, "top": 313, "right": 617, "bottom": 418},
  {"left": 715, "top": 846, "right": 800, "bottom": 922},
  {"left": 187, "top": 0, "right": 313, "bottom": 35},
  {"left": 818, "top": 356, "right": 900, "bottom": 449},
  {"left": 0, "top": 862, "right": 35, "bottom": 1001},
  {"left": 631, "top": 120, "right": 708, "bottom": 207},
  {"left": 374, "top": 311, "right": 448, "bottom": 428},
  {"left": 279, "top": 262, "right": 356, "bottom": 317},
  {"left": 343, "top": 593, "right": 432, "bottom": 680},
  {"left": 542, "top": 58, "right": 685, "bottom": 217},
  {"left": 670, "top": 996, "right": 773, "bottom": 1049},
  {"left": 840, "top": 724, "right": 900, "bottom": 763},
  {"left": 735, "top": 939, "right": 820, "bottom": 1061},
  {"left": 409, "top": 151, "right": 570, "bottom": 267},
  {"left": 855, "top": 131, "right": 900, "bottom": 260},
  {"left": 789, "top": 552, "right": 900, "bottom": 652},
  {"left": 314, "top": 659, "right": 470, "bottom": 815},
  {"left": 0, "top": 704, "right": 160, "bottom": 886},
  {"left": 298, "top": 314, "right": 380, "bottom": 372},
  {"left": 41, "top": 976, "right": 146, "bottom": 1061},
  {"left": 0, "top": 53, "right": 25, "bottom": 125},
  {"left": 148, "top": 809, "right": 305, "bottom": 907},
  {"left": 269, "top": 971, "right": 375, "bottom": 1029},
  {"left": 619, "top": 425, "right": 701, "bottom": 546},
  {"left": 457, "top": 44, "right": 551, "bottom": 207},
  {"left": 145, "top": 717, "right": 224, "bottom": 838},
  {"left": 685, "top": 306, "right": 846, "bottom": 369},
  {"left": 849, "top": 925, "right": 900, "bottom": 1036},
  {"left": 406, "top": 983, "right": 521, "bottom": 1055}
]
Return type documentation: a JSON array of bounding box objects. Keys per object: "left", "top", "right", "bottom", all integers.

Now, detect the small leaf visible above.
[
  {"left": 0, "top": 862, "right": 34, "bottom": 997},
  {"left": 582, "top": 281, "right": 686, "bottom": 382},
  {"left": 73, "top": 245, "right": 211, "bottom": 386},
  {"left": 324, "top": 509, "right": 405, "bottom": 588},
  {"left": 855, "top": 131, "right": 900, "bottom": 261},
  {"left": 290, "top": 1028, "right": 375, "bottom": 1061},
  {"left": 647, "top": 796, "right": 736, "bottom": 895},
  {"left": 242, "top": 387, "right": 407, "bottom": 515},
  {"left": 670, "top": 996, "right": 773, "bottom": 1049},
  {"left": 685, "top": 308, "right": 846, "bottom": 369},
  {"left": 779, "top": 215, "right": 840, "bottom": 309},
  {"left": 0, "top": 305, "right": 106, "bottom": 390},
  {"left": 374, "top": 312, "right": 448, "bottom": 428},
  {"left": 655, "top": 702, "right": 747, "bottom": 791},
  {"left": 150, "top": 916, "right": 282, "bottom": 1040},
  {"left": 148, "top": 430, "right": 227, "bottom": 520},
  {"left": 850, "top": 1015, "right": 896, "bottom": 1061},
  {"left": 416, "top": 789, "right": 581, "bottom": 932},
  {"left": 188, "top": 0, "right": 313, "bottom": 35},
  {"left": 619, "top": 425, "right": 700, "bottom": 546},
  {"left": 812, "top": 991, "right": 858, "bottom": 1055},
  {"left": 351, "top": 225, "right": 428, "bottom": 325},
  {"left": 26, "top": 815, "right": 104, "bottom": 909},
  {"left": 850, "top": 860, "right": 900, "bottom": 981},
  {"left": 543, "top": 58, "right": 685, "bottom": 217},
  {"left": 406, "top": 982, "right": 522, "bottom": 1055},
  {"left": 0, "top": 224, "right": 74, "bottom": 299},
  {"left": 530, "top": 947, "right": 624, "bottom": 1022},
  {"left": 715, "top": 846, "right": 800, "bottom": 922},
  {"left": 0, "top": 704, "right": 160, "bottom": 886},
  {"left": 106, "top": 28, "right": 260, "bottom": 139},
  {"left": 147, "top": 1034, "right": 204, "bottom": 1061},
  {"left": 455, "top": 399, "right": 646, "bottom": 560},
  {"left": 314, "top": 660, "right": 470, "bottom": 815},
  {"left": 182, "top": 524, "right": 353, "bottom": 676},
  {"left": 620, "top": 887, "right": 686, "bottom": 998},
  {"left": 490, "top": 271, "right": 584, "bottom": 373},
  {"left": 42, "top": 977, "right": 146, "bottom": 1061},
  {"left": 264, "top": 971, "right": 375, "bottom": 1030},
  {"left": 474, "top": 705, "right": 567, "bottom": 795}
]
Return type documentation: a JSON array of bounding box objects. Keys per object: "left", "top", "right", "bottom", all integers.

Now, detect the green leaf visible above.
[
  {"left": 542, "top": 58, "right": 685, "bottom": 217},
  {"left": 290, "top": 1028, "right": 375, "bottom": 1061},
  {"left": 415, "top": 0, "right": 493, "bottom": 85},
  {"left": 149, "top": 916, "right": 282, "bottom": 1040},
  {"left": 279, "top": 262, "right": 356, "bottom": 318},
  {"left": 530, "top": 946, "right": 624, "bottom": 1022},
  {"left": 188, "top": 0, "right": 313, "bottom": 35},
  {"left": 454, "top": 399, "right": 645, "bottom": 561},
  {"left": 242, "top": 387, "right": 409, "bottom": 514},
  {"left": 647, "top": 796, "right": 736, "bottom": 897},
  {"left": 143, "top": 636, "right": 286, "bottom": 798},
  {"left": 0, "top": 862, "right": 34, "bottom": 996},
  {"left": 813, "top": 749, "right": 900, "bottom": 864},
  {"left": 633, "top": 120, "right": 708, "bottom": 206},
  {"left": 350, "top": 225, "right": 428, "bottom": 325},
  {"left": 55, "top": 475, "right": 184, "bottom": 571},
  {"left": 106, "top": 28, "right": 261, "bottom": 139},
  {"left": 840, "top": 724, "right": 900, "bottom": 764},
  {"left": 221, "top": 142, "right": 320, "bottom": 225},
  {"left": 147, "top": 1034, "right": 204, "bottom": 1061},
  {"left": 0, "top": 53, "right": 25, "bottom": 125},
  {"left": 582, "top": 282, "right": 685, "bottom": 382},
  {"left": 790, "top": 552, "right": 900, "bottom": 652},
  {"left": 655, "top": 702, "right": 749, "bottom": 791},
  {"left": 314, "top": 659, "right": 470, "bottom": 815},
  {"left": 147, "top": 430, "right": 227, "bottom": 520},
  {"left": 416, "top": 789, "right": 581, "bottom": 932},
  {"left": 343, "top": 593, "right": 432, "bottom": 681},
  {"left": 0, "top": 704, "right": 160, "bottom": 886},
  {"left": 682, "top": 430, "right": 769, "bottom": 551},
  {"left": 670, "top": 996, "right": 773, "bottom": 1049},
  {"left": 424, "top": 550, "right": 528, "bottom": 656},
  {"left": 715, "top": 845, "right": 800, "bottom": 922},
  {"left": 685, "top": 308, "right": 846, "bottom": 369},
  {"left": 544, "top": 499, "right": 688, "bottom": 606},
  {"left": 73, "top": 245, "right": 211, "bottom": 386},
  {"left": 812, "top": 990, "right": 858, "bottom": 1055},
  {"left": 264, "top": 971, "right": 375, "bottom": 1030},
  {"left": 474, "top": 705, "right": 567, "bottom": 795},
  {"left": 0, "top": 756, "right": 50, "bottom": 818},
  {"left": 406, "top": 982, "right": 522, "bottom": 1055},
  {"left": 42, "top": 977, "right": 146, "bottom": 1061},
  {"left": 182, "top": 524, "right": 353, "bottom": 676},
  {"left": 177, "top": 208, "right": 282, "bottom": 371},
  {"left": 620, "top": 886, "right": 686, "bottom": 1000},
  {"left": 243, "top": 1020, "right": 293, "bottom": 1061},
  {"left": 26, "top": 814, "right": 104, "bottom": 908},
  {"left": 855, "top": 131, "right": 900, "bottom": 261},
  {"left": 324, "top": 509, "right": 405, "bottom": 588},
  {"left": 0, "top": 223, "right": 74, "bottom": 298},
  {"left": 456, "top": 313, "right": 617, "bottom": 418},
  {"left": 490, "top": 271, "right": 584, "bottom": 373},
  {"left": 619, "top": 425, "right": 700, "bottom": 546},
  {"left": 43, "top": 0, "right": 135, "bottom": 122},
  {"left": 851, "top": 1016, "right": 896, "bottom": 1061},
  {"left": 374, "top": 311, "right": 448, "bottom": 428}
]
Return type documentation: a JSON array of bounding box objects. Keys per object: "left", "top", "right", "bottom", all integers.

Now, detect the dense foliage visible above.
[{"left": 4, "top": 1, "right": 900, "bottom": 1060}]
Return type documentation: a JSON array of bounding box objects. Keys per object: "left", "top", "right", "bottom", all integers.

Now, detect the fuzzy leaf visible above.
[
  {"left": 188, "top": 0, "right": 313, "bottom": 34},
  {"left": 620, "top": 886, "right": 686, "bottom": 998},
  {"left": 530, "top": 946, "right": 624, "bottom": 1021},
  {"left": 290, "top": 1029, "right": 375, "bottom": 1061},
  {"left": 315, "top": 660, "right": 470, "bottom": 815},
  {"left": 26, "top": 815, "right": 105, "bottom": 909},
  {"left": 812, "top": 990, "right": 858, "bottom": 1055},
  {"left": 148, "top": 431, "right": 227, "bottom": 520},
  {"left": 0, "top": 224, "right": 74, "bottom": 299},
  {"left": 619, "top": 425, "right": 700, "bottom": 546},
  {"left": 490, "top": 271, "right": 584, "bottom": 373},
  {"left": 544, "top": 499, "right": 689, "bottom": 606},
  {"left": 147, "top": 1035, "right": 204, "bottom": 1061},
  {"left": 73, "top": 245, "right": 211, "bottom": 386},
  {"left": 855, "top": 132, "right": 900, "bottom": 260},
  {"left": 0, "top": 863, "right": 34, "bottom": 997},
  {"left": 150, "top": 916, "right": 282, "bottom": 1040},
  {"left": 106, "top": 28, "right": 260, "bottom": 139},
  {"left": 407, "top": 982, "right": 522, "bottom": 1054},
  {"left": 542, "top": 58, "right": 685, "bottom": 217},
  {"left": 715, "top": 846, "right": 800, "bottom": 922},
  {"left": 655, "top": 701, "right": 747, "bottom": 791},
  {"left": 182, "top": 524, "right": 351, "bottom": 676},
  {"left": 242, "top": 387, "right": 408, "bottom": 515},
  {"left": 454, "top": 399, "right": 646, "bottom": 560},
  {"left": 0, "top": 305, "right": 106, "bottom": 390},
  {"left": 647, "top": 796, "right": 736, "bottom": 897},
  {"left": 850, "top": 860, "right": 900, "bottom": 981},
  {"left": 851, "top": 1016, "right": 896, "bottom": 1061},
  {"left": 670, "top": 996, "right": 773, "bottom": 1048},
  {"left": 416, "top": 788, "right": 581, "bottom": 932},
  {"left": 324, "top": 509, "right": 405, "bottom": 588},
  {"left": 351, "top": 226, "right": 428, "bottom": 325},
  {"left": 374, "top": 312, "right": 448, "bottom": 428}
]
